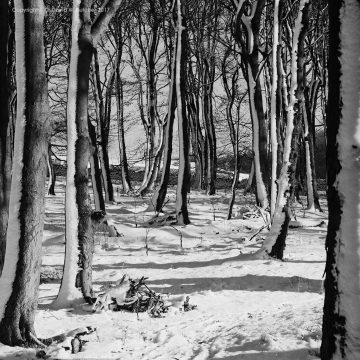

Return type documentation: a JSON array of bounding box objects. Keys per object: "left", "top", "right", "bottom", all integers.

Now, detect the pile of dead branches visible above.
[{"left": 92, "top": 276, "right": 196, "bottom": 318}]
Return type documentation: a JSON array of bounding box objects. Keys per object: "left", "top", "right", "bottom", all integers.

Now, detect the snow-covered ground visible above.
[{"left": 0, "top": 178, "right": 327, "bottom": 360}]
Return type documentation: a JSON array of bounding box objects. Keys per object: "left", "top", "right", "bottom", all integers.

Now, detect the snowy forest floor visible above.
[{"left": 0, "top": 177, "right": 327, "bottom": 360}]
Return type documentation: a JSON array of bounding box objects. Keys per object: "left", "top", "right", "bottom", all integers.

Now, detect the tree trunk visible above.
[
  {"left": 0, "top": 0, "right": 11, "bottom": 276},
  {"left": 202, "top": 59, "right": 217, "bottom": 196},
  {"left": 151, "top": 28, "right": 177, "bottom": 213},
  {"left": 270, "top": 0, "right": 281, "bottom": 219},
  {"left": 227, "top": 106, "right": 240, "bottom": 220},
  {"left": 175, "top": 0, "right": 190, "bottom": 225},
  {"left": 88, "top": 119, "right": 105, "bottom": 211},
  {"left": 255, "top": 0, "right": 310, "bottom": 259},
  {"left": 54, "top": 0, "right": 122, "bottom": 308},
  {"left": 304, "top": 80, "right": 322, "bottom": 211},
  {"left": 116, "top": 71, "right": 132, "bottom": 193},
  {"left": 0, "top": 0, "right": 50, "bottom": 346},
  {"left": 321, "top": 1, "right": 360, "bottom": 358},
  {"left": 93, "top": 50, "right": 114, "bottom": 202},
  {"left": 47, "top": 144, "right": 56, "bottom": 196}
]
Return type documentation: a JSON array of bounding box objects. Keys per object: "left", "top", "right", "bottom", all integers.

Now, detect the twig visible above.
[{"left": 247, "top": 225, "right": 266, "bottom": 242}]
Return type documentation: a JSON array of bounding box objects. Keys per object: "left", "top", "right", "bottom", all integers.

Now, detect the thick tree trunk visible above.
[
  {"left": 0, "top": 0, "right": 11, "bottom": 276},
  {"left": 54, "top": 0, "right": 122, "bottom": 308},
  {"left": 321, "top": 1, "right": 360, "bottom": 358},
  {"left": 0, "top": 0, "right": 50, "bottom": 346}
]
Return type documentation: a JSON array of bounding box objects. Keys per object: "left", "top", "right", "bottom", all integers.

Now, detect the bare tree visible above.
[
  {"left": 0, "top": 0, "right": 12, "bottom": 275},
  {"left": 321, "top": 0, "right": 360, "bottom": 358},
  {"left": 54, "top": 0, "right": 123, "bottom": 308},
  {"left": 0, "top": 0, "right": 50, "bottom": 346}
]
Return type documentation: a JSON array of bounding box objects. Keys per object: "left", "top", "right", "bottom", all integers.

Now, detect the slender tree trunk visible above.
[
  {"left": 47, "top": 144, "right": 56, "bottom": 195},
  {"left": 227, "top": 105, "right": 241, "bottom": 220},
  {"left": 321, "top": 1, "right": 360, "bottom": 358},
  {"left": 0, "top": 0, "right": 50, "bottom": 346},
  {"left": 88, "top": 119, "right": 105, "bottom": 211},
  {"left": 270, "top": 0, "right": 280, "bottom": 219},
  {"left": 187, "top": 86, "right": 205, "bottom": 190},
  {"left": 116, "top": 72, "right": 132, "bottom": 193},
  {"left": 305, "top": 80, "right": 322, "bottom": 211},
  {"left": 93, "top": 50, "right": 114, "bottom": 202},
  {"left": 202, "top": 59, "right": 217, "bottom": 196},
  {"left": 175, "top": 0, "right": 190, "bottom": 225},
  {"left": 0, "top": 0, "right": 11, "bottom": 276}
]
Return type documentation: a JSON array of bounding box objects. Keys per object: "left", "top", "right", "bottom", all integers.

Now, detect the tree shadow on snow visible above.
[
  {"left": 94, "top": 275, "right": 323, "bottom": 295},
  {"left": 219, "top": 348, "right": 314, "bottom": 360},
  {"left": 92, "top": 253, "right": 253, "bottom": 272}
]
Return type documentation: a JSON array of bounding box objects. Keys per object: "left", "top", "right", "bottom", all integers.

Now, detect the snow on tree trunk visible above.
[
  {"left": 0, "top": 0, "right": 50, "bottom": 346},
  {"left": 321, "top": 1, "right": 360, "bottom": 358},
  {"left": 175, "top": 0, "right": 190, "bottom": 225},
  {"left": 0, "top": 0, "right": 11, "bottom": 276},
  {"left": 52, "top": 0, "right": 84, "bottom": 308},
  {"left": 54, "top": 0, "right": 123, "bottom": 308},
  {"left": 270, "top": 0, "right": 280, "bottom": 219},
  {"left": 255, "top": 0, "right": 310, "bottom": 259}
]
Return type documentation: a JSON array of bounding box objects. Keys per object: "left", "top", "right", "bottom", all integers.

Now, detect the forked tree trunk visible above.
[
  {"left": 47, "top": 144, "right": 56, "bottom": 195},
  {"left": 0, "top": 0, "right": 50, "bottom": 346},
  {"left": 234, "top": 0, "right": 268, "bottom": 208},
  {"left": 139, "top": 123, "right": 165, "bottom": 196},
  {"left": 321, "top": 1, "right": 360, "bottom": 358},
  {"left": 151, "top": 29, "right": 177, "bottom": 213},
  {"left": 255, "top": 0, "right": 310, "bottom": 259},
  {"left": 93, "top": 50, "right": 114, "bottom": 202},
  {"left": 53, "top": 0, "right": 122, "bottom": 308},
  {"left": 0, "top": 0, "right": 11, "bottom": 276}
]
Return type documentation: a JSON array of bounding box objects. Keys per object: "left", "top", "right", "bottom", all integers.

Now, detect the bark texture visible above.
[{"left": 0, "top": 0, "right": 50, "bottom": 346}]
